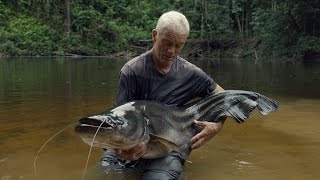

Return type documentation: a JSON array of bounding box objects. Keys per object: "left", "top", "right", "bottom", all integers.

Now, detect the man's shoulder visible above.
[
  {"left": 176, "top": 56, "right": 202, "bottom": 72},
  {"left": 177, "top": 56, "right": 190, "bottom": 64},
  {"left": 126, "top": 51, "right": 149, "bottom": 66},
  {"left": 121, "top": 51, "right": 150, "bottom": 74}
]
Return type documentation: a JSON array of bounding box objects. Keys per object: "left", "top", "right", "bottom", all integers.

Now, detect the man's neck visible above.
[{"left": 151, "top": 50, "right": 174, "bottom": 74}]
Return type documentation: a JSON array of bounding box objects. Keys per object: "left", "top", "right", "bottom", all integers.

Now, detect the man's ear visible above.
[{"left": 152, "top": 29, "right": 157, "bottom": 43}]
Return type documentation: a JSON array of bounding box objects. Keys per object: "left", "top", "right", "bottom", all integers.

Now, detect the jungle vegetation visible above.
[{"left": 0, "top": 0, "right": 319, "bottom": 60}]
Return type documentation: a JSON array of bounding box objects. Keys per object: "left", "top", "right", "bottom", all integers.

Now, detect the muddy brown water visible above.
[{"left": 1, "top": 57, "right": 320, "bottom": 180}]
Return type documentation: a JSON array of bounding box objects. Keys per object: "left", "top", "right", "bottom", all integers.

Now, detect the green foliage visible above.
[
  {"left": 0, "top": 16, "right": 59, "bottom": 56},
  {"left": 0, "top": 0, "right": 319, "bottom": 59},
  {"left": 297, "top": 36, "right": 320, "bottom": 54},
  {"left": 251, "top": 6, "right": 289, "bottom": 56},
  {"left": 72, "top": 6, "right": 102, "bottom": 38},
  {"left": 250, "top": 0, "right": 320, "bottom": 58},
  {"left": 0, "top": 1, "right": 10, "bottom": 27},
  {"left": 185, "top": 1, "right": 233, "bottom": 40}
]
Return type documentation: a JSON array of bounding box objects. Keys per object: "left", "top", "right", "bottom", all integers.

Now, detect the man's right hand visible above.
[{"left": 115, "top": 142, "right": 148, "bottom": 160}]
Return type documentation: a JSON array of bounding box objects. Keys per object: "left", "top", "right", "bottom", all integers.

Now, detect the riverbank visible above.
[
  {"left": 123, "top": 39, "right": 307, "bottom": 63},
  {"left": 1, "top": 38, "right": 318, "bottom": 63}
]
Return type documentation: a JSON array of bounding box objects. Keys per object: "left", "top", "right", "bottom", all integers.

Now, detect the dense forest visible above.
[{"left": 0, "top": 0, "right": 319, "bottom": 61}]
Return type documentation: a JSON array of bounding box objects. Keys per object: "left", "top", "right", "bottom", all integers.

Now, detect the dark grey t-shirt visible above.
[{"left": 116, "top": 51, "right": 217, "bottom": 106}]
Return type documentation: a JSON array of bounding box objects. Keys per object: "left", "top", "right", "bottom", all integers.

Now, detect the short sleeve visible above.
[
  {"left": 115, "top": 68, "right": 136, "bottom": 106},
  {"left": 192, "top": 67, "right": 217, "bottom": 97}
]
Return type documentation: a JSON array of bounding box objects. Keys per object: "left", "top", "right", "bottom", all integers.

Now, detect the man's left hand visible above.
[{"left": 190, "top": 120, "right": 225, "bottom": 150}]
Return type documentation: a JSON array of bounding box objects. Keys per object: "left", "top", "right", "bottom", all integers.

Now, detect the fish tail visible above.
[{"left": 256, "top": 94, "right": 279, "bottom": 115}]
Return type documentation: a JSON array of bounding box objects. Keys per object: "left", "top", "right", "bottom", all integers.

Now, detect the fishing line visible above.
[
  {"left": 33, "top": 122, "right": 78, "bottom": 176},
  {"left": 81, "top": 119, "right": 106, "bottom": 180}
]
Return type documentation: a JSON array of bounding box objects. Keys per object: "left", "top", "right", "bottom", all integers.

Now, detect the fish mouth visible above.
[
  {"left": 75, "top": 117, "right": 140, "bottom": 150},
  {"left": 77, "top": 117, "right": 113, "bottom": 129}
]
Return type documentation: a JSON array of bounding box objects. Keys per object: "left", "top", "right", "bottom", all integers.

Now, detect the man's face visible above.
[{"left": 152, "top": 28, "right": 188, "bottom": 64}]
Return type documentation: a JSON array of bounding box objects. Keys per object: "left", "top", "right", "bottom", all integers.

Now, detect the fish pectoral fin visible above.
[{"left": 149, "top": 134, "right": 181, "bottom": 153}]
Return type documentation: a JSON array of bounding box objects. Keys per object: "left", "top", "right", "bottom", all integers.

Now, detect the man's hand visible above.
[
  {"left": 115, "top": 142, "right": 148, "bottom": 160},
  {"left": 190, "top": 119, "right": 225, "bottom": 150}
]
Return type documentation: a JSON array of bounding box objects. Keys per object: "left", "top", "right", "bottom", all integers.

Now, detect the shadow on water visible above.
[{"left": 0, "top": 57, "right": 320, "bottom": 179}]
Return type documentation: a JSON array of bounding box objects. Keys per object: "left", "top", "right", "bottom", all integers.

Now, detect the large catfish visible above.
[{"left": 75, "top": 90, "right": 278, "bottom": 159}]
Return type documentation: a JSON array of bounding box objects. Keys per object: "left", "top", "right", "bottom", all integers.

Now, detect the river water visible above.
[{"left": 0, "top": 57, "right": 319, "bottom": 180}]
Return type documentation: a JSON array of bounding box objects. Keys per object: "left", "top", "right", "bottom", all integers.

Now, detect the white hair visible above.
[{"left": 155, "top": 11, "right": 190, "bottom": 35}]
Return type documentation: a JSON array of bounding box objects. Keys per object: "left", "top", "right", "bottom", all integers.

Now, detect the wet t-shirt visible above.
[{"left": 116, "top": 51, "right": 217, "bottom": 106}]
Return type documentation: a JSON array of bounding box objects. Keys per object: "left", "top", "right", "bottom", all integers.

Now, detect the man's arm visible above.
[
  {"left": 212, "top": 84, "right": 224, "bottom": 93},
  {"left": 190, "top": 84, "right": 226, "bottom": 150}
]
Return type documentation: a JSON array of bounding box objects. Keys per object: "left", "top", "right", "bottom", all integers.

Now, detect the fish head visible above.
[{"left": 75, "top": 102, "right": 148, "bottom": 150}]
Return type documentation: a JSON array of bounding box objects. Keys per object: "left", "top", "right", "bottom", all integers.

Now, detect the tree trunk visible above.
[
  {"left": 65, "top": 0, "right": 71, "bottom": 35},
  {"left": 245, "top": 0, "right": 250, "bottom": 38},
  {"left": 236, "top": 14, "right": 242, "bottom": 34},
  {"left": 241, "top": 0, "right": 245, "bottom": 35},
  {"left": 200, "top": 0, "right": 205, "bottom": 40},
  {"left": 313, "top": 11, "right": 316, "bottom": 36}
]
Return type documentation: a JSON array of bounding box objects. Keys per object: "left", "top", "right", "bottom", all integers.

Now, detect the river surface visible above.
[{"left": 0, "top": 57, "right": 320, "bottom": 180}]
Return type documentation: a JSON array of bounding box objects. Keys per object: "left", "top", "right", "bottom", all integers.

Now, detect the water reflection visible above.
[
  {"left": 0, "top": 57, "right": 320, "bottom": 180},
  {"left": 193, "top": 58, "right": 320, "bottom": 98}
]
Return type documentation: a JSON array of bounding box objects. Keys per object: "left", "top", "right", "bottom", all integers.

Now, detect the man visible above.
[{"left": 101, "top": 11, "right": 225, "bottom": 179}]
